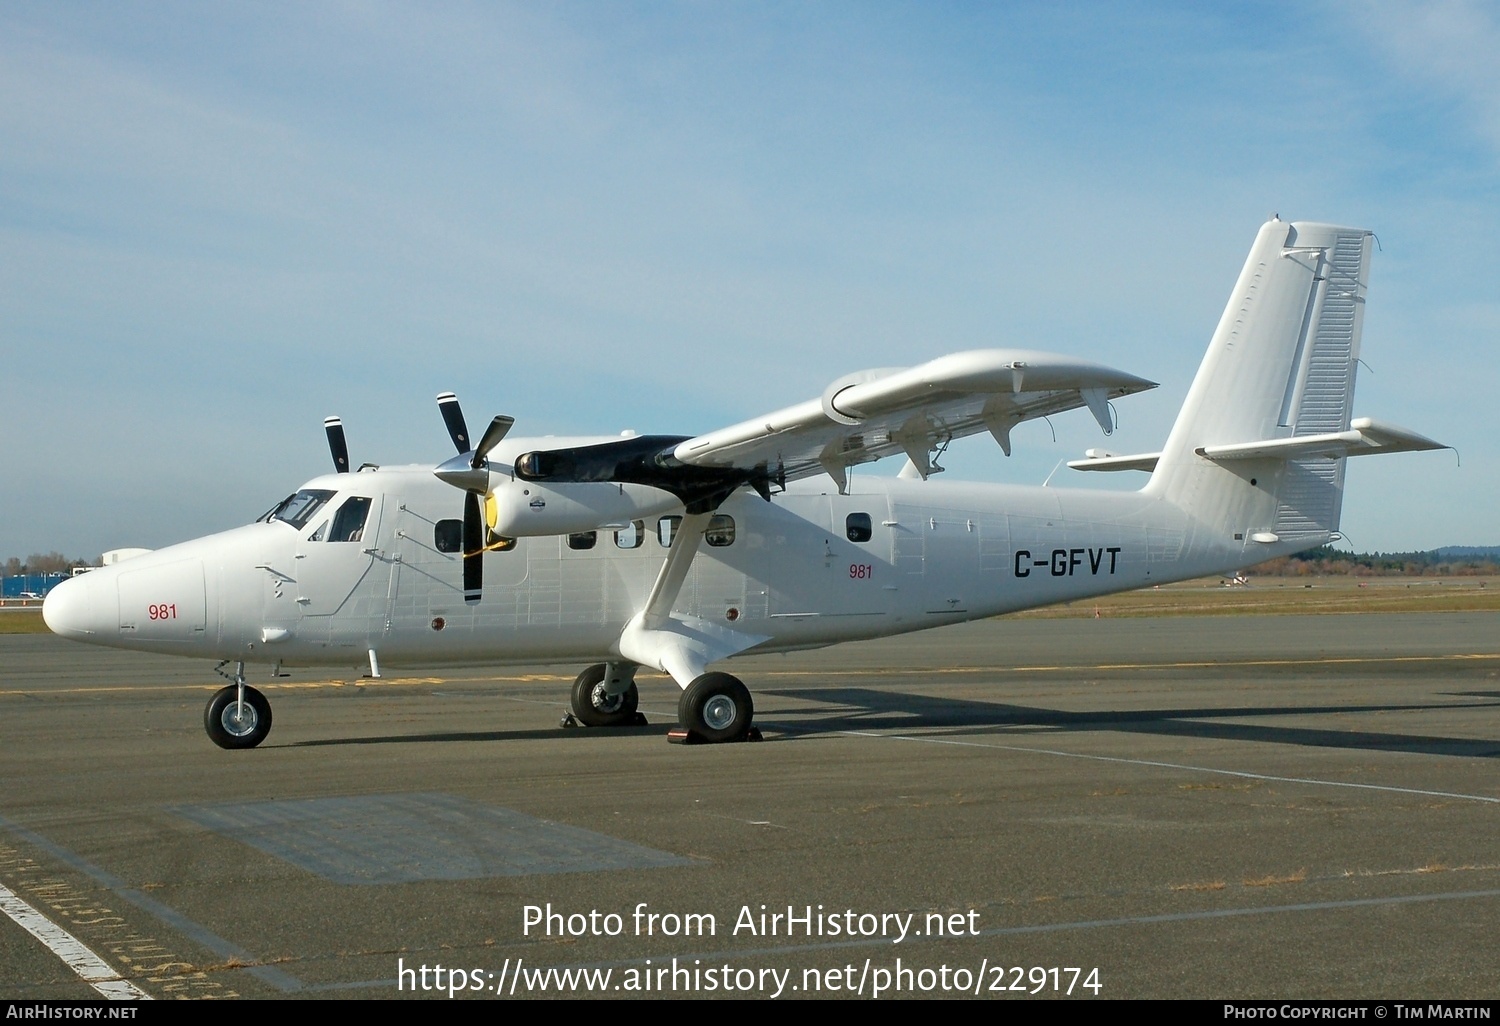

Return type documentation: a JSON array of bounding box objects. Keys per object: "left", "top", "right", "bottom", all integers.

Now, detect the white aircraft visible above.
[{"left": 43, "top": 219, "right": 1446, "bottom": 749}]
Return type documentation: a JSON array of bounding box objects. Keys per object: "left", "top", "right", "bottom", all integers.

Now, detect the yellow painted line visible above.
[
  {"left": 748, "top": 653, "right": 1500, "bottom": 677},
  {"left": 0, "top": 674, "right": 573, "bottom": 697},
  {"left": 2, "top": 653, "right": 1497, "bottom": 698}
]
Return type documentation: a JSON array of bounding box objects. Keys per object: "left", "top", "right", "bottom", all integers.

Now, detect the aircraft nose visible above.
[{"left": 42, "top": 575, "right": 99, "bottom": 639}]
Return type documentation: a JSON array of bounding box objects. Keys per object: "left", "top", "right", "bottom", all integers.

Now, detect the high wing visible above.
[{"left": 514, "top": 349, "right": 1155, "bottom": 505}]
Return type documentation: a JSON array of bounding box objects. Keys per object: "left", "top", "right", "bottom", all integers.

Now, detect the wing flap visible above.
[{"left": 672, "top": 349, "right": 1155, "bottom": 487}]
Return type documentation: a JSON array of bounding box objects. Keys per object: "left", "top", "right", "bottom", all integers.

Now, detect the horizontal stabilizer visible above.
[
  {"left": 1195, "top": 417, "right": 1448, "bottom": 462},
  {"left": 1068, "top": 449, "right": 1162, "bottom": 473}
]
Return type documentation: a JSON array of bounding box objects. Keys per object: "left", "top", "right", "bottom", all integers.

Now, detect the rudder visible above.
[{"left": 1146, "top": 219, "right": 1373, "bottom": 555}]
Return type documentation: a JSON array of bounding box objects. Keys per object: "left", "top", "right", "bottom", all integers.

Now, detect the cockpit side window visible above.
[
  {"left": 328, "top": 497, "right": 373, "bottom": 542},
  {"left": 262, "top": 489, "right": 336, "bottom": 530}
]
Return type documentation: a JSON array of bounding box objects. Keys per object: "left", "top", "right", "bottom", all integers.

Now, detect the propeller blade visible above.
[
  {"left": 472, "top": 415, "right": 515, "bottom": 468},
  {"left": 324, "top": 417, "right": 350, "bottom": 473},
  {"left": 436, "top": 392, "right": 470, "bottom": 454},
  {"left": 462, "top": 492, "right": 483, "bottom": 603}
]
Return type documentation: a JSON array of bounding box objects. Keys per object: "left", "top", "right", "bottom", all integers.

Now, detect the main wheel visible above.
[
  {"left": 570, "top": 664, "right": 640, "bottom": 727},
  {"left": 678, "top": 673, "right": 753, "bottom": 743},
  {"left": 204, "top": 685, "right": 272, "bottom": 750}
]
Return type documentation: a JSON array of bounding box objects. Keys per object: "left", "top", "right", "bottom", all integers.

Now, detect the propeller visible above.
[
  {"left": 436, "top": 392, "right": 470, "bottom": 453},
  {"left": 324, "top": 417, "right": 350, "bottom": 473},
  {"left": 433, "top": 394, "right": 515, "bottom": 604},
  {"left": 474, "top": 415, "right": 515, "bottom": 465},
  {"left": 462, "top": 492, "right": 484, "bottom": 600}
]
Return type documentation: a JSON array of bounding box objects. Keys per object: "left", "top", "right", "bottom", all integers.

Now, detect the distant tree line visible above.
[
  {"left": 3, "top": 553, "right": 93, "bottom": 576},
  {"left": 1248, "top": 546, "right": 1500, "bottom": 577}
]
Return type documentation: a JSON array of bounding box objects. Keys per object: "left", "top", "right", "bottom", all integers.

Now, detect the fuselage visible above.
[{"left": 42, "top": 462, "right": 1268, "bottom": 673}]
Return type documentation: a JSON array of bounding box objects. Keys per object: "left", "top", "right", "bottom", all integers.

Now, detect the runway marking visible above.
[
  {"left": 0, "top": 675, "right": 563, "bottom": 697},
  {"left": 3, "top": 652, "right": 1499, "bottom": 698},
  {"left": 840, "top": 730, "right": 1500, "bottom": 804},
  {"left": 973, "top": 887, "right": 1500, "bottom": 934},
  {"left": 752, "top": 653, "right": 1500, "bottom": 677},
  {"left": 0, "top": 815, "right": 304, "bottom": 993},
  {"left": 0, "top": 880, "right": 150, "bottom": 999},
  {"left": 21, "top": 651, "right": 1500, "bottom": 696}
]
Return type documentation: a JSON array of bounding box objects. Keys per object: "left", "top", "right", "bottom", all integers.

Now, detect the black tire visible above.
[
  {"left": 204, "top": 685, "right": 272, "bottom": 750},
  {"left": 678, "top": 672, "right": 753, "bottom": 743},
  {"left": 570, "top": 664, "right": 640, "bottom": 727}
]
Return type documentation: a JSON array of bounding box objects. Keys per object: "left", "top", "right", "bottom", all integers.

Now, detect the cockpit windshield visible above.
[{"left": 257, "top": 489, "right": 336, "bottom": 530}]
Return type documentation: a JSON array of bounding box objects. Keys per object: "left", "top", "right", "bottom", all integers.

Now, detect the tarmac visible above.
[{"left": 2, "top": 611, "right": 1498, "bottom": 1000}]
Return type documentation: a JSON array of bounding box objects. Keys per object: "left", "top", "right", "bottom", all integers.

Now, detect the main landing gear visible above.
[
  {"left": 205, "top": 662, "right": 272, "bottom": 749},
  {"left": 674, "top": 672, "right": 758, "bottom": 744},
  {"left": 563, "top": 663, "right": 646, "bottom": 728},
  {"left": 561, "top": 663, "right": 760, "bottom": 743}
]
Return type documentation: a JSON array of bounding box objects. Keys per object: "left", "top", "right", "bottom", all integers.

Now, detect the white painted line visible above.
[
  {"left": 840, "top": 730, "right": 1500, "bottom": 805},
  {"left": 0, "top": 881, "right": 151, "bottom": 1000}
]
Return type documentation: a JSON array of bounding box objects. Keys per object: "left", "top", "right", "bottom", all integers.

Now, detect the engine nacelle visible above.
[{"left": 489, "top": 480, "right": 681, "bottom": 538}]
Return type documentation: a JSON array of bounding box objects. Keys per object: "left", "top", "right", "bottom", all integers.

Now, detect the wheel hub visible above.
[
  {"left": 702, "top": 695, "right": 738, "bottom": 731},
  {"left": 221, "top": 703, "right": 259, "bottom": 736},
  {"left": 591, "top": 684, "right": 624, "bottom": 714}
]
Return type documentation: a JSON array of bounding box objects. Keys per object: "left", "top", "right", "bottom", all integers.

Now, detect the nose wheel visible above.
[{"left": 204, "top": 683, "right": 272, "bottom": 749}]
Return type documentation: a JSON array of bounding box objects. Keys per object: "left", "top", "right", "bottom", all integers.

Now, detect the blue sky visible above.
[{"left": 1, "top": 1, "right": 1493, "bottom": 558}]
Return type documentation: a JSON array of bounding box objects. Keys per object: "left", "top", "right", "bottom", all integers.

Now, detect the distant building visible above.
[{"left": 1, "top": 573, "right": 69, "bottom": 599}]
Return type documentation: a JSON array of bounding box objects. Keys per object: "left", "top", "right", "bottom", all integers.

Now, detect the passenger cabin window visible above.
[
  {"left": 435, "top": 519, "right": 463, "bottom": 554},
  {"left": 567, "top": 531, "right": 597, "bottom": 550},
  {"left": 329, "top": 497, "right": 372, "bottom": 542},
  {"left": 615, "top": 520, "right": 644, "bottom": 549},
  {"left": 705, "top": 514, "right": 735, "bottom": 547},
  {"left": 657, "top": 515, "right": 682, "bottom": 548},
  {"left": 846, "top": 512, "right": 873, "bottom": 543}
]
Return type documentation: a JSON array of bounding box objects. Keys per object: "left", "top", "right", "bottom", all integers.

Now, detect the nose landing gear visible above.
[{"left": 205, "top": 661, "right": 272, "bottom": 749}]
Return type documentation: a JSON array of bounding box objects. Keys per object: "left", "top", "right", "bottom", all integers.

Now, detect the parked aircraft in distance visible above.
[{"left": 44, "top": 219, "right": 1446, "bottom": 749}]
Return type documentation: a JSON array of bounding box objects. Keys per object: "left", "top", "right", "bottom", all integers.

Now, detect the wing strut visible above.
[
  {"left": 614, "top": 512, "right": 768, "bottom": 686},
  {"left": 640, "top": 512, "right": 712, "bottom": 630}
]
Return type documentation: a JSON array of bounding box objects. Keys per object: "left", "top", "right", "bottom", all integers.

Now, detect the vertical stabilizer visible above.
[{"left": 1146, "top": 219, "right": 1373, "bottom": 559}]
